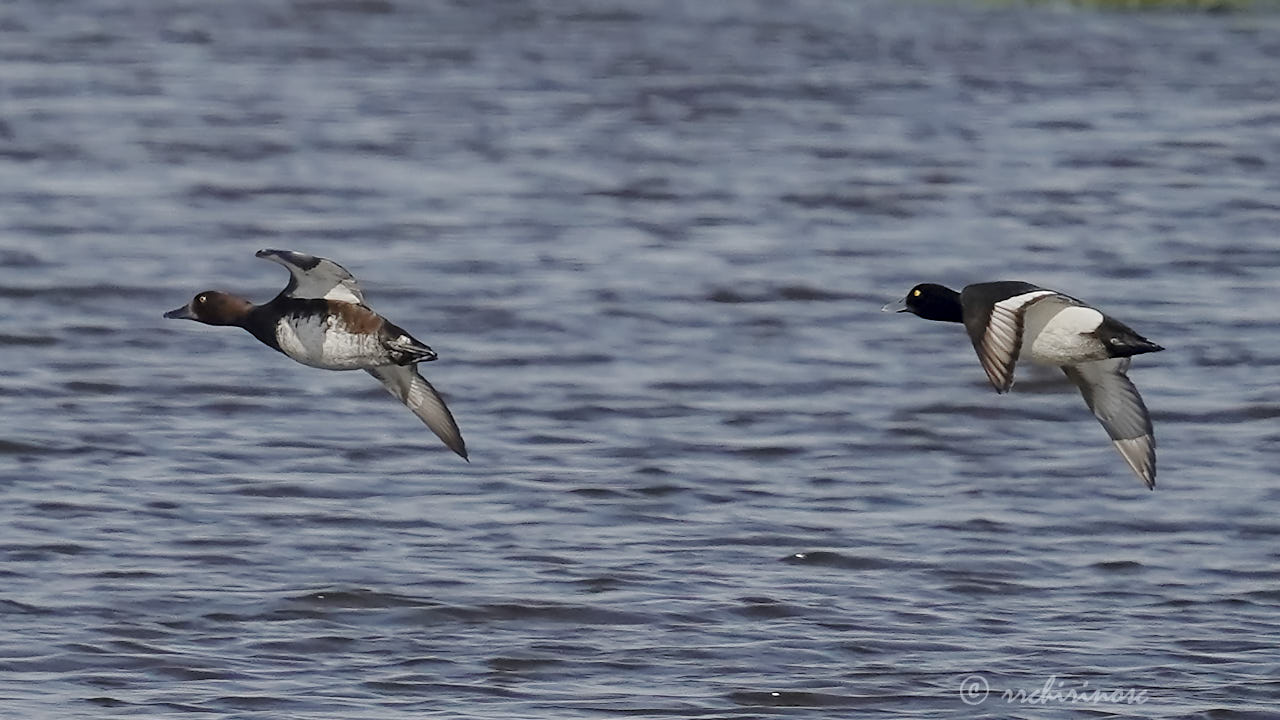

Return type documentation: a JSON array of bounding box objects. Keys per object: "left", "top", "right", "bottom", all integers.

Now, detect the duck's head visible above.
[
  {"left": 882, "top": 283, "right": 962, "bottom": 322},
  {"left": 164, "top": 291, "right": 254, "bottom": 326}
]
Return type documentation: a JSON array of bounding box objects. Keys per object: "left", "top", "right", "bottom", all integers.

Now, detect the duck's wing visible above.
[
  {"left": 959, "top": 282, "right": 1056, "bottom": 394},
  {"left": 256, "top": 249, "right": 365, "bottom": 305},
  {"left": 1062, "top": 357, "right": 1156, "bottom": 489},
  {"left": 365, "top": 365, "right": 467, "bottom": 459}
]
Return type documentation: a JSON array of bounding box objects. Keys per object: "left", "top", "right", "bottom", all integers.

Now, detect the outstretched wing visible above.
[
  {"left": 256, "top": 249, "right": 365, "bottom": 304},
  {"left": 365, "top": 365, "right": 468, "bottom": 459},
  {"left": 959, "top": 283, "right": 1053, "bottom": 393},
  {"left": 1062, "top": 357, "right": 1156, "bottom": 489}
]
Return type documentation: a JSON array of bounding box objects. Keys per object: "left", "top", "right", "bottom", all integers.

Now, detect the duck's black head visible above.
[
  {"left": 164, "top": 291, "right": 254, "bottom": 326},
  {"left": 883, "top": 283, "right": 963, "bottom": 323}
]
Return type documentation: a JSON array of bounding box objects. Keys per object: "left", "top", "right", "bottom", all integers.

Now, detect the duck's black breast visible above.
[
  {"left": 244, "top": 297, "right": 331, "bottom": 354},
  {"left": 243, "top": 304, "right": 285, "bottom": 352}
]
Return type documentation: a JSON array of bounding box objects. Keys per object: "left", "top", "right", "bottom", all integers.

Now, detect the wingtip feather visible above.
[
  {"left": 445, "top": 435, "right": 469, "bottom": 460},
  {"left": 1113, "top": 436, "right": 1156, "bottom": 490},
  {"left": 365, "top": 366, "right": 468, "bottom": 461}
]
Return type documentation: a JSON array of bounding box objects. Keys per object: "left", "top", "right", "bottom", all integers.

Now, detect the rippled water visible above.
[{"left": 3, "top": 1, "right": 1279, "bottom": 717}]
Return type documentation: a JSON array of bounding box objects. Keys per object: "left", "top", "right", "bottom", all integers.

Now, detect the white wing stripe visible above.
[{"left": 992, "top": 291, "right": 1055, "bottom": 314}]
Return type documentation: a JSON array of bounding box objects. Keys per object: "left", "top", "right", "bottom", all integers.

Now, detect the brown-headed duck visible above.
[{"left": 165, "top": 249, "right": 467, "bottom": 459}]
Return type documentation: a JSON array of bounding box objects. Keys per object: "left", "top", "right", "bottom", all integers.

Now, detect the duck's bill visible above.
[
  {"left": 881, "top": 296, "right": 909, "bottom": 313},
  {"left": 164, "top": 304, "right": 196, "bottom": 320}
]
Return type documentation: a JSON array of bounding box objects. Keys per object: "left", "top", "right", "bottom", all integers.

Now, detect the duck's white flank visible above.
[
  {"left": 1027, "top": 305, "right": 1106, "bottom": 365},
  {"left": 275, "top": 314, "right": 384, "bottom": 370}
]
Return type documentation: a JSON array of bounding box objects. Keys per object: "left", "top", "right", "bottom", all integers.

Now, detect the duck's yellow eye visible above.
[
  {"left": 197, "top": 295, "right": 207, "bottom": 304},
  {"left": 912, "top": 289, "right": 921, "bottom": 297}
]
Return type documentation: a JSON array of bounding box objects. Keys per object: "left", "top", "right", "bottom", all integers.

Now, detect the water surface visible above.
[{"left": 2, "top": 1, "right": 1278, "bottom": 718}]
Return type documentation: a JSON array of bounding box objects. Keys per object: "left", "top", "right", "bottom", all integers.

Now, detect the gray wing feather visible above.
[
  {"left": 365, "top": 365, "right": 468, "bottom": 459},
  {"left": 257, "top": 249, "right": 365, "bottom": 304},
  {"left": 1062, "top": 358, "right": 1156, "bottom": 489}
]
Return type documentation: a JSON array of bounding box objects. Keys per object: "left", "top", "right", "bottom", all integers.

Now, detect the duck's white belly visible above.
[
  {"left": 275, "top": 315, "right": 385, "bottom": 370},
  {"left": 1026, "top": 305, "right": 1108, "bottom": 366}
]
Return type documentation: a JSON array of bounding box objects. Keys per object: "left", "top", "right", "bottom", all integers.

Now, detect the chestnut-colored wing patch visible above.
[{"left": 329, "top": 301, "right": 385, "bottom": 334}]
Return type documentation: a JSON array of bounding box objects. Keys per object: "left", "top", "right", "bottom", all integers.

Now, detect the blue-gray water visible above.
[{"left": 2, "top": 1, "right": 1279, "bottom": 718}]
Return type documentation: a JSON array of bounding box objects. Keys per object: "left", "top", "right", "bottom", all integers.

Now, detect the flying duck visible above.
[
  {"left": 884, "top": 281, "right": 1162, "bottom": 489},
  {"left": 165, "top": 249, "right": 467, "bottom": 459}
]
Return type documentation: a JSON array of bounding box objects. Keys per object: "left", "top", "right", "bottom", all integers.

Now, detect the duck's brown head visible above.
[{"left": 164, "top": 291, "right": 254, "bottom": 326}]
